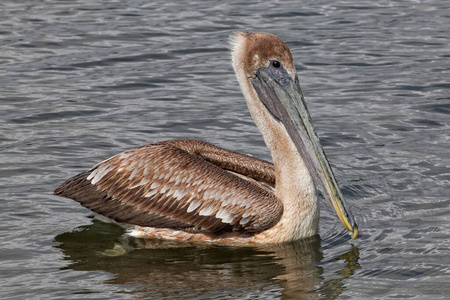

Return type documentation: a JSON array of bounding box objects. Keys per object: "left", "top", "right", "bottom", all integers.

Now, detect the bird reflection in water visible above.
[{"left": 54, "top": 220, "right": 360, "bottom": 299}]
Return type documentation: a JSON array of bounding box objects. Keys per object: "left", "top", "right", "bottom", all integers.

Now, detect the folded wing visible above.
[{"left": 54, "top": 139, "right": 282, "bottom": 234}]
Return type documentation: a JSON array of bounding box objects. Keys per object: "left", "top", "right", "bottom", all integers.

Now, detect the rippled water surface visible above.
[{"left": 1, "top": 0, "right": 450, "bottom": 299}]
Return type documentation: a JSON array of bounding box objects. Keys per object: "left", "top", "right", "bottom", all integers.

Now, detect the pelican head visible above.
[{"left": 231, "top": 32, "right": 358, "bottom": 239}]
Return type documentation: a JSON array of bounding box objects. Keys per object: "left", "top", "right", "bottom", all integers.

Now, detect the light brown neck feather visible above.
[{"left": 231, "top": 32, "right": 319, "bottom": 240}]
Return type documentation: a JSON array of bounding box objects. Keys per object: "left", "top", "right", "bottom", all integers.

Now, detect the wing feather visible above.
[{"left": 54, "top": 139, "right": 282, "bottom": 234}]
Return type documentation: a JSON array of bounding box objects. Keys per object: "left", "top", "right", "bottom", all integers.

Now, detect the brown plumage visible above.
[
  {"left": 54, "top": 139, "right": 282, "bottom": 237},
  {"left": 234, "top": 32, "right": 295, "bottom": 77}
]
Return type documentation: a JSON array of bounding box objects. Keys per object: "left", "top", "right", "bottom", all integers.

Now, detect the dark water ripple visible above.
[{"left": 1, "top": 0, "right": 450, "bottom": 299}]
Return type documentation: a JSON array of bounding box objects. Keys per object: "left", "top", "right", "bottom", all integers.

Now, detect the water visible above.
[{"left": 1, "top": 0, "right": 449, "bottom": 299}]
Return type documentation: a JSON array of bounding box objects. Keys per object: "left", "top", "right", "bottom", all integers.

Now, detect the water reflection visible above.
[{"left": 54, "top": 220, "right": 360, "bottom": 299}]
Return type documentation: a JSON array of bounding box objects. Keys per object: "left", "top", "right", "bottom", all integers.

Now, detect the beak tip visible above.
[{"left": 350, "top": 224, "right": 359, "bottom": 240}]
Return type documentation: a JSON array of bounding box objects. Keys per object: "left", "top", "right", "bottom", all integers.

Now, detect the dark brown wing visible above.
[{"left": 54, "top": 139, "right": 282, "bottom": 234}]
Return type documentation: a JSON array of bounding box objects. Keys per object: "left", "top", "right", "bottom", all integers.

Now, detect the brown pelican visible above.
[{"left": 54, "top": 32, "right": 358, "bottom": 244}]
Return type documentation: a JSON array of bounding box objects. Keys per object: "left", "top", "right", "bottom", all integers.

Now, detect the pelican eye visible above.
[{"left": 267, "top": 59, "right": 291, "bottom": 85}]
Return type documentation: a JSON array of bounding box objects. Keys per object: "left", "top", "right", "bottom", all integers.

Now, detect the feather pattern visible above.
[{"left": 54, "top": 139, "right": 282, "bottom": 234}]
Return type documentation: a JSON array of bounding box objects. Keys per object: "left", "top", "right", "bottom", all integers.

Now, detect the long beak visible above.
[{"left": 251, "top": 68, "right": 358, "bottom": 239}]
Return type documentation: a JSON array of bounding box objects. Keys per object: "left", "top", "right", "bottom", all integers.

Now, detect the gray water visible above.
[{"left": 1, "top": 0, "right": 449, "bottom": 299}]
